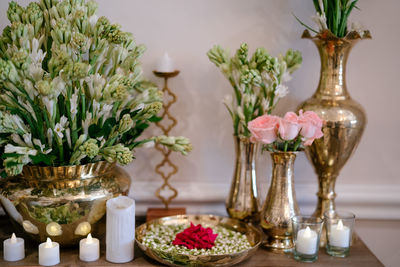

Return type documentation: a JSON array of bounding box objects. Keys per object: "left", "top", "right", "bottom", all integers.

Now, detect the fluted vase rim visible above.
[{"left": 301, "top": 29, "right": 371, "bottom": 42}]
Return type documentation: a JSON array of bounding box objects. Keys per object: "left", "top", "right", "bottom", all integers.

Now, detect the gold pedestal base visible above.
[{"left": 263, "top": 236, "right": 294, "bottom": 253}]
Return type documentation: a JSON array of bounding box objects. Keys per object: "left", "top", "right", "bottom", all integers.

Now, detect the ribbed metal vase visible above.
[{"left": 0, "top": 161, "right": 130, "bottom": 246}]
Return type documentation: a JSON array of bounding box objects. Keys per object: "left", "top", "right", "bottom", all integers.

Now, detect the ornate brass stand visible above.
[{"left": 146, "top": 70, "right": 186, "bottom": 221}]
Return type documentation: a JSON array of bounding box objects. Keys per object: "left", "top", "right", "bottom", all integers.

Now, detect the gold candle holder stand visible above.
[{"left": 146, "top": 70, "right": 186, "bottom": 221}]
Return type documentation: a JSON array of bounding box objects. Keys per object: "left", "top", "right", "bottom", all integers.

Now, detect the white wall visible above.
[{"left": 1, "top": 0, "right": 399, "bottom": 218}]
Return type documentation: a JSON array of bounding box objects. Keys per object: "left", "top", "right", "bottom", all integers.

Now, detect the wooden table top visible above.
[{"left": 0, "top": 216, "right": 383, "bottom": 267}]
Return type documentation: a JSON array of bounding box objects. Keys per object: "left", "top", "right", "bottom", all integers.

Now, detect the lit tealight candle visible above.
[
  {"left": 330, "top": 219, "right": 350, "bottom": 247},
  {"left": 3, "top": 233, "right": 24, "bottom": 261},
  {"left": 79, "top": 233, "right": 100, "bottom": 262},
  {"left": 39, "top": 237, "right": 60, "bottom": 266},
  {"left": 156, "top": 52, "right": 175, "bottom": 72},
  {"left": 295, "top": 226, "right": 318, "bottom": 255}
]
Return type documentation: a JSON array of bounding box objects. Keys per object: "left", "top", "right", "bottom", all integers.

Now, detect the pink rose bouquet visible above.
[{"left": 248, "top": 110, "right": 323, "bottom": 152}]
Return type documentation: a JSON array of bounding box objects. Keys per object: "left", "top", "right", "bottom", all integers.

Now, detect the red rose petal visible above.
[{"left": 172, "top": 222, "right": 219, "bottom": 250}]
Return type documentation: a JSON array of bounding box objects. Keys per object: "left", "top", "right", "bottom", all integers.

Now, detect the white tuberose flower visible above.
[
  {"left": 70, "top": 91, "right": 79, "bottom": 120},
  {"left": 275, "top": 84, "right": 289, "bottom": 99},
  {"left": 5, "top": 144, "right": 37, "bottom": 156},
  {"left": 54, "top": 123, "right": 65, "bottom": 139}
]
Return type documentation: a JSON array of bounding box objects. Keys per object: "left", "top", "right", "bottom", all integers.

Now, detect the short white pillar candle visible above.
[
  {"left": 79, "top": 233, "right": 100, "bottom": 262},
  {"left": 156, "top": 52, "right": 175, "bottom": 72},
  {"left": 295, "top": 226, "right": 318, "bottom": 255},
  {"left": 106, "top": 196, "right": 135, "bottom": 263},
  {"left": 330, "top": 219, "right": 350, "bottom": 247},
  {"left": 38, "top": 237, "right": 60, "bottom": 266},
  {"left": 3, "top": 233, "right": 24, "bottom": 261}
]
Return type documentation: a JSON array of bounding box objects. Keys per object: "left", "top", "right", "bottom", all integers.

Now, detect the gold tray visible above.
[{"left": 135, "top": 214, "right": 262, "bottom": 267}]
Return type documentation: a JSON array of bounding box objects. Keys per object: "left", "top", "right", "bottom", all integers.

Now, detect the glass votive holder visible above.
[
  {"left": 324, "top": 210, "right": 355, "bottom": 257},
  {"left": 291, "top": 216, "right": 323, "bottom": 263}
]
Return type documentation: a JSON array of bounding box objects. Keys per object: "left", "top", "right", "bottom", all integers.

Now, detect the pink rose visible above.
[
  {"left": 278, "top": 112, "right": 301, "bottom": 141},
  {"left": 248, "top": 115, "right": 280, "bottom": 144},
  {"left": 298, "top": 110, "right": 324, "bottom": 146}
]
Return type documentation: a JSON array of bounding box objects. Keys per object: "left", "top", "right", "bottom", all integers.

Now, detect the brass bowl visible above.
[
  {"left": 0, "top": 162, "right": 130, "bottom": 246},
  {"left": 136, "top": 214, "right": 262, "bottom": 267}
]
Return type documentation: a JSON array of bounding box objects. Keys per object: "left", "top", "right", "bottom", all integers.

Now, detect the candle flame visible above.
[
  {"left": 304, "top": 226, "right": 311, "bottom": 238},
  {"left": 337, "top": 219, "right": 344, "bottom": 230},
  {"left": 45, "top": 237, "right": 53, "bottom": 248},
  {"left": 86, "top": 233, "right": 93, "bottom": 244},
  {"left": 10, "top": 233, "right": 17, "bottom": 244}
]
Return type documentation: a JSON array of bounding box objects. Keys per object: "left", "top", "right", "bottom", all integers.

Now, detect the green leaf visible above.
[
  {"left": 148, "top": 115, "right": 162, "bottom": 123},
  {"left": 88, "top": 124, "right": 103, "bottom": 138},
  {"left": 1, "top": 153, "right": 20, "bottom": 159},
  {"left": 30, "top": 154, "right": 56, "bottom": 165}
]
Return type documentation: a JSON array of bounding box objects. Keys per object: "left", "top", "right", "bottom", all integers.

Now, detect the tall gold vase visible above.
[
  {"left": 260, "top": 152, "right": 300, "bottom": 252},
  {"left": 226, "top": 137, "right": 259, "bottom": 222},
  {"left": 298, "top": 30, "right": 371, "bottom": 244}
]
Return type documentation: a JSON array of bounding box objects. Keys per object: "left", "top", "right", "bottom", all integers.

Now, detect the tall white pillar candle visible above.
[
  {"left": 295, "top": 226, "right": 318, "bottom": 255},
  {"left": 3, "top": 233, "right": 24, "bottom": 261},
  {"left": 330, "top": 219, "right": 350, "bottom": 247},
  {"left": 79, "top": 233, "right": 100, "bottom": 262},
  {"left": 38, "top": 238, "right": 60, "bottom": 266},
  {"left": 106, "top": 196, "right": 135, "bottom": 263},
  {"left": 156, "top": 52, "right": 175, "bottom": 72}
]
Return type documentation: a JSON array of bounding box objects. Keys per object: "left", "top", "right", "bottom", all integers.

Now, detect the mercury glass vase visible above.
[
  {"left": 298, "top": 29, "right": 371, "bottom": 246},
  {"left": 226, "top": 136, "right": 259, "bottom": 222},
  {"left": 260, "top": 151, "right": 300, "bottom": 252},
  {"left": 0, "top": 161, "right": 130, "bottom": 246}
]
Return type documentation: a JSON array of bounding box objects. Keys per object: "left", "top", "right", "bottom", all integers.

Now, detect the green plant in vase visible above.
[
  {"left": 0, "top": 0, "right": 191, "bottom": 245},
  {"left": 207, "top": 44, "right": 302, "bottom": 222}
]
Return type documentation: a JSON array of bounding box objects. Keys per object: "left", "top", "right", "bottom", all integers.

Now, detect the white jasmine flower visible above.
[{"left": 5, "top": 144, "right": 37, "bottom": 156}]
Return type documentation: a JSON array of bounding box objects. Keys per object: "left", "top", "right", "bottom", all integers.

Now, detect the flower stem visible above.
[
  {"left": 293, "top": 137, "right": 302, "bottom": 152},
  {"left": 284, "top": 141, "right": 288, "bottom": 152}
]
